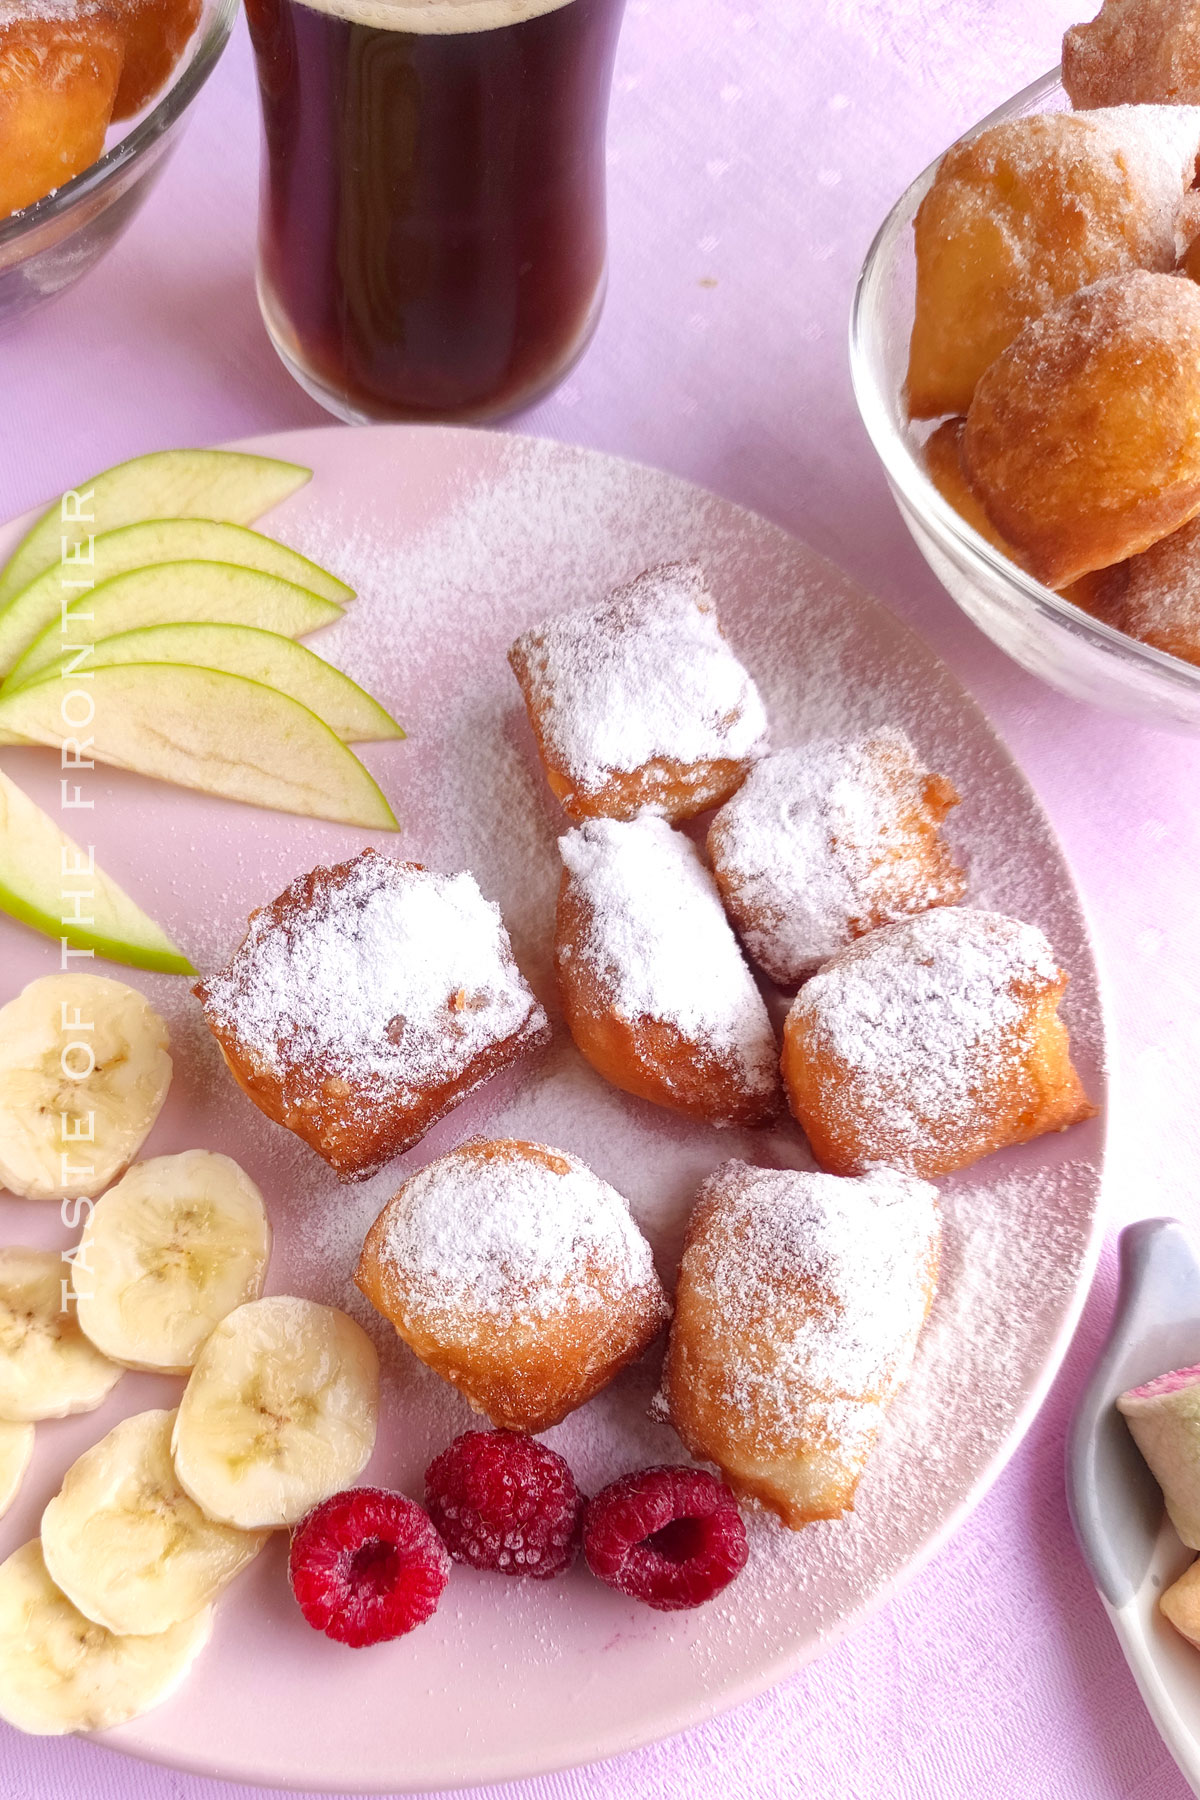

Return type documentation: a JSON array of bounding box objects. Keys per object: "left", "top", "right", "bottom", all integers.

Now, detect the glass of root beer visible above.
[{"left": 244, "top": 0, "right": 627, "bottom": 422}]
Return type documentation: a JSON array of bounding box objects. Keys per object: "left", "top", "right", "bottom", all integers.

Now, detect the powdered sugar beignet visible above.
[
  {"left": 356, "top": 1139, "right": 668, "bottom": 1434},
  {"left": 555, "top": 814, "right": 781, "bottom": 1128},
  {"left": 1063, "top": 0, "right": 1200, "bottom": 108},
  {"left": 782, "top": 907, "right": 1095, "bottom": 1179},
  {"left": 707, "top": 731, "right": 966, "bottom": 986},
  {"left": 508, "top": 562, "right": 768, "bottom": 823},
  {"left": 195, "top": 851, "right": 549, "bottom": 1181},
  {"left": 666, "top": 1161, "right": 940, "bottom": 1527}
]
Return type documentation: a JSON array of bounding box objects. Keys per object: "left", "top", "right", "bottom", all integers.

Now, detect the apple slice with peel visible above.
[
  {"left": 0, "top": 768, "right": 194, "bottom": 974},
  {"left": 0, "top": 664, "right": 399, "bottom": 829},
  {"left": 0, "top": 519, "right": 352, "bottom": 678},
  {"left": 0, "top": 449, "right": 311, "bottom": 611},
  {"left": 6, "top": 561, "right": 343, "bottom": 690},
  {"left": 20, "top": 622, "right": 404, "bottom": 743}
]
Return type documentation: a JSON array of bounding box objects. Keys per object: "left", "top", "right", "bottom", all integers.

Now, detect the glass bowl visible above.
[
  {"left": 0, "top": 0, "right": 237, "bottom": 330},
  {"left": 850, "top": 66, "right": 1200, "bottom": 734}
]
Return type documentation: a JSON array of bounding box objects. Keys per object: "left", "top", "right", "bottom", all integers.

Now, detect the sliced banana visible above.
[
  {"left": 172, "top": 1296, "right": 379, "bottom": 1529},
  {"left": 0, "top": 1539, "right": 211, "bottom": 1736},
  {"left": 0, "top": 1248, "right": 122, "bottom": 1422},
  {"left": 42, "top": 1408, "right": 267, "bottom": 1637},
  {"left": 0, "top": 975, "right": 171, "bottom": 1201},
  {"left": 0, "top": 1421, "right": 34, "bottom": 1519},
  {"left": 75, "top": 1151, "right": 272, "bottom": 1373}
]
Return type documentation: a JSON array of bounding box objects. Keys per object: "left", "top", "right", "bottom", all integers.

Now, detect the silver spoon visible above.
[{"left": 1068, "top": 1217, "right": 1200, "bottom": 1798}]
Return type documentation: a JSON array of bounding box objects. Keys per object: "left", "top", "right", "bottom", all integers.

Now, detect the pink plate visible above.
[{"left": 0, "top": 425, "right": 1107, "bottom": 1791}]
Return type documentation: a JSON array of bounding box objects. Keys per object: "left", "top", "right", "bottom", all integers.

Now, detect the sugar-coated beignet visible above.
[
  {"left": 665, "top": 1161, "right": 940, "bottom": 1527},
  {"left": 782, "top": 908, "right": 1096, "bottom": 1179},
  {"left": 1117, "top": 1364, "right": 1200, "bottom": 1548},
  {"left": 923, "top": 419, "right": 1033, "bottom": 567},
  {"left": 1087, "top": 512, "right": 1200, "bottom": 664},
  {"left": 707, "top": 732, "right": 965, "bottom": 987},
  {"left": 963, "top": 271, "right": 1200, "bottom": 589},
  {"left": 0, "top": 16, "right": 124, "bottom": 218},
  {"left": 907, "top": 108, "right": 1200, "bottom": 418},
  {"left": 555, "top": 814, "right": 781, "bottom": 1128},
  {"left": 509, "top": 562, "right": 768, "bottom": 823},
  {"left": 355, "top": 1139, "right": 668, "bottom": 1433},
  {"left": 1064, "top": 0, "right": 1200, "bottom": 108},
  {"left": 106, "top": 0, "right": 203, "bottom": 120},
  {"left": 195, "top": 850, "right": 549, "bottom": 1181}
]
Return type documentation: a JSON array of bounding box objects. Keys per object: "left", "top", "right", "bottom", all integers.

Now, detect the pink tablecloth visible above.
[{"left": 3, "top": 0, "right": 1199, "bottom": 1794}]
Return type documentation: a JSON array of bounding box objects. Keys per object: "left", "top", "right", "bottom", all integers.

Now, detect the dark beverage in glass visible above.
[{"left": 244, "top": 0, "right": 627, "bottom": 422}]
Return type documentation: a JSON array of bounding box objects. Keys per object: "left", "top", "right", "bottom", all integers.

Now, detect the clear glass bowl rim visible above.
[
  {"left": 0, "top": 0, "right": 239, "bottom": 255},
  {"left": 847, "top": 61, "right": 1200, "bottom": 702}
]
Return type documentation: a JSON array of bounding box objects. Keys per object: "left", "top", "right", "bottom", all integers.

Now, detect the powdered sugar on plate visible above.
[
  {"left": 508, "top": 561, "right": 768, "bottom": 806},
  {"left": 374, "top": 1140, "right": 663, "bottom": 1326},
  {"left": 558, "top": 812, "right": 777, "bottom": 1091},
  {"left": 707, "top": 730, "right": 965, "bottom": 984}
]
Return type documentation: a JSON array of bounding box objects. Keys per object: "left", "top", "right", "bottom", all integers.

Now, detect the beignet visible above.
[
  {"left": 908, "top": 107, "right": 1200, "bottom": 418},
  {"left": 508, "top": 562, "right": 768, "bottom": 823},
  {"left": 1086, "top": 512, "right": 1200, "bottom": 664},
  {"left": 781, "top": 908, "right": 1096, "bottom": 1179},
  {"left": 1064, "top": 0, "right": 1200, "bottom": 108},
  {"left": 355, "top": 1138, "right": 668, "bottom": 1433},
  {"left": 923, "top": 418, "right": 1032, "bottom": 568},
  {"left": 962, "top": 270, "right": 1200, "bottom": 589},
  {"left": 555, "top": 814, "right": 781, "bottom": 1128},
  {"left": 707, "top": 731, "right": 965, "bottom": 987},
  {"left": 195, "top": 850, "right": 549, "bottom": 1180},
  {"left": 665, "top": 1161, "right": 940, "bottom": 1527}
]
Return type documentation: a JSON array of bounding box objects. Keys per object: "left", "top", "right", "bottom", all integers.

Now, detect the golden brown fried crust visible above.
[
  {"left": 355, "top": 1139, "right": 668, "bottom": 1433},
  {"left": 782, "top": 969, "right": 1096, "bottom": 1180},
  {"left": 553, "top": 872, "right": 781, "bottom": 1129},
  {"left": 1063, "top": 0, "right": 1200, "bottom": 108},
  {"left": 962, "top": 271, "right": 1200, "bottom": 589},
  {"left": 0, "top": 18, "right": 124, "bottom": 218}
]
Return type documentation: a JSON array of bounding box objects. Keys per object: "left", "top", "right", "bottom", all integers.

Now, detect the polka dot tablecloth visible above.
[{"left": 2, "top": 2, "right": 1198, "bottom": 1795}]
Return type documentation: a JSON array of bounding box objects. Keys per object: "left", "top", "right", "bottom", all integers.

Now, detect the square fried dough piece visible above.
[
  {"left": 907, "top": 107, "right": 1200, "bottom": 419},
  {"left": 555, "top": 813, "right": 781, "bottom": 1128},
  {"left": 707, "top": 730, "right": 965, "bottom": 987},
  {"left": 665, "top": 1161, "right": 940, "bottom": 1527},
  {"left": 781, "top": 907, "right": 1096, "bottom": 1179},
  {"left": 195, "top": 850, "right": 549, "bottom": 1181},
  {"left": 356, "top": 1139, "right": 669, "bottom": 1433},
  {"left": 509, "top": 561, "right": 768, "bottom": 823}
]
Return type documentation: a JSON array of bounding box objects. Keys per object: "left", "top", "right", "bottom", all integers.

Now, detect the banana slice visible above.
[
  {"left": 0, "top": 975, "right": 171, "bottom": 1202},
  {"left": 0, "top": 1421, "right": 34, "bottom": 1519},
  {"left": 75, "top": 1152, "right": 272, "bottom": 1373},
  {"left": 172, "top": 1296, "right": 379, "bottom": 1529},
  {"left": 42, "top": 1408, "right": 267, "bottom": 1636},
  {"left": 0, "top": 1539, "right": 211, "bottom": 1736},
  {"left": 0, "top": 1248, "right": 122, "bottom": 1422}
]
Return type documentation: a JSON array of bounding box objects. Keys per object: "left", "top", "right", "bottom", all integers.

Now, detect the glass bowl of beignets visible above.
[
  {"left": 851, "top": 61, "right": 1200, "bottom": 732},
  {"left": 0, "top": 0, "right": 235, "bottom": 327}
]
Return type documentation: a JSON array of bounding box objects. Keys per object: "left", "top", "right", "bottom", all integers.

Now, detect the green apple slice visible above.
[
  {"left": 18, "top": 622, "right": 403, "bottom": 743},
  {"left": 0, "top": 520, "right": 352, "bottom": 678},
  {"left": 6, "top": 561, "right": 343, "bottom": 690},
  {"left": 0, "top": 769, "right": 194, "bottom": 974},
  {"left": 0, "top": 664, "right": 398, "bottom": 829},
  {"left": 0, "top": 450, "right": 311, "bottom": 612}
]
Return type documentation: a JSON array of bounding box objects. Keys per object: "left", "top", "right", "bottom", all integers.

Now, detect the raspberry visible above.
[
  {"left": 583, "top": 1466, "right": 748, "bottom": 1611},
  {"left": 424, "top": 1430, "right": 583, "bottom": 1579},
  {"left": 289, "top": 1487, "right": 450, "bottom": 1647}
]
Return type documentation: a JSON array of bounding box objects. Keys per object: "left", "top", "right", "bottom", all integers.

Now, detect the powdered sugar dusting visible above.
[
  {"left": 792, "top": 907, "right": 1060, "bottom": 1162},
  {"left": 681, "top": 1162, "right": 939, "bottom": 1447},
  {"left": 198, "top": 850, "right": 546, "bottom": 1102},
  {"left": 559, "top": 813, "right": 778, "bottom": 1091},
  {"left": 376, "top": 1141, "right": 663, "bottom": 1325},
  {"left": 509, "top": 561, "right": 768, "bottom": 805},
  {"left": 708, "top": 731, "right": 964, "bottom": 984}
]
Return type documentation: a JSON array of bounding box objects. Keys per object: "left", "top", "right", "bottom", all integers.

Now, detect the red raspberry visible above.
[
  {"left": 583, "top": 1466, "right": 748, "bottom": 1611},
  {"left": 289, "top": 1487, "right": 450, "bottom": 1647},
  {"left": 424, "top": 1430, "right": 583, "bottom": 1579}
]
